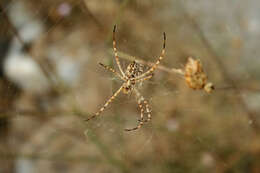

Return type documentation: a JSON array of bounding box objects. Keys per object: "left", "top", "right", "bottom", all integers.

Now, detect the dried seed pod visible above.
[{"left": 184, "top": 57, "right": 214, "bottom": 93}]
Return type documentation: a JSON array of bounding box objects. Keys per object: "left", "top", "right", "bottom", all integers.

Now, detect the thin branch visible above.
[
  {"left": 81, "top": 0, "right": 103, "bottom": 30},
  {"left": 109, "top": 49, "right": 184, "bottom": 75}
]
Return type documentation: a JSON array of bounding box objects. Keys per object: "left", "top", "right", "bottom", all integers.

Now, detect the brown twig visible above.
[
  {"left": 109, "top": 49, "right": 184, "bottom": 75},
  {"left": 81, "top": 0, "right": 103, "bottom": 30}
]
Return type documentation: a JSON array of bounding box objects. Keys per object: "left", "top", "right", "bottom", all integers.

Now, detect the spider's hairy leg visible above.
[
  {"left": 141, "top": 100, "right": 152, "bottom": 123},
  {"left": 135, "top": 74, "right": 154, "bottom": 83},
  {"left": 85, "top": 85, "right": 124, "bottom": 121},
  {"left": 99, "top": 63, "right": 125, "bottom": 81},
  {"left": 125, "top": 89, "right": 144, "bottom": 131},
  {"left": 136, "top": 32, "right": 166, "bottom": 80},
  {"left": 125, "top": 121, "right": 144, "bottom": 131},
  {"left": 113, "top": 25, "right": 126, "bottom": 78},
  {"left": 134, "top": 88, "right": 152, "bottom": 122},
  {"left": 124, "top": 88, "right": 151, "bottom": 131}
]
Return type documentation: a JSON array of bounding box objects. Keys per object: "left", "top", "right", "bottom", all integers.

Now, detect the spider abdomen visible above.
[{"left": 125, "top": 61, "right": 144, "bottom": 78}]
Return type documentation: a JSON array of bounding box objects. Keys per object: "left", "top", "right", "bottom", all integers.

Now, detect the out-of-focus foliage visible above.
[{"left": 0, "top": 0, "right": 260, "bottom": 172}]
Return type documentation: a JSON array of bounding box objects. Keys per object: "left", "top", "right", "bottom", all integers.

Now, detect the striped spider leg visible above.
[
  {"left": 124, "top": 88, "right": 152, "bottom": 131},
  {"left": 113, "top": 25, "right": 126, "bottom": 79},
  {"left": 135, "top": 32, "right": 166, "bottom": 80},
  {"left": 85, "top": 25, "right": 166, "bottom": 131}
]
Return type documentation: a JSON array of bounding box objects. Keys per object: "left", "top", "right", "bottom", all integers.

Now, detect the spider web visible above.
[{"left": 1, "top": 0, "right": 260, "bottom": 172}]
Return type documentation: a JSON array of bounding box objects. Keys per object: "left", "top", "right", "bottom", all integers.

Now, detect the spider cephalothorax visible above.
[{"left": 85, "top": 25, "right": 166, "bottom": 131}]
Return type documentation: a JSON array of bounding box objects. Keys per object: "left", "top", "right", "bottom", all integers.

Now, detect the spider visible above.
[{"left": 85, "top": 25, "right": 166, "bottom": 131}]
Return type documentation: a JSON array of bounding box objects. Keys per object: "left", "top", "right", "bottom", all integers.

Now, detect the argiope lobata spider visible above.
[{"left": 85, "top": 25, "right": 166, "bottom": 131}]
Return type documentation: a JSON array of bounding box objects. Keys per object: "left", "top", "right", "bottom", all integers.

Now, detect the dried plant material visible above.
[
  {"left": 184, "top": 57, "right": 214, "bottom": 93},
  {"left": 85, "top": 25, "right": 166, "bottom": 131}
]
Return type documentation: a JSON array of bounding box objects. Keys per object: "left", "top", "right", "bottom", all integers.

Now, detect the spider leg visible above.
[
  {"left": 124, "top": 88, "right": 151, "bottom": 131},
  {"left": 125, "top": 121, "right": 144, "bottom": 131},
  {"left": 134, "top": 88, "right": 152, "bottom": 122},
  {"left": 85, "top": 85, "right": 124, "bottom": 121},
  {"left": 135, "top": 74, "right": 154, "bottom": 83},
  {"left": 124, "top": 99, "right": 144, "bottom": 131},
  {"left": 113, "top": 25, "right": 126, "bottom": 78},
  {"left": 138, "top": 99, "right": 152, "bottom": 123},
  {"left": 99, "top": 63, "right": 125, "bottom": 81},
  {"left": 136, "top": 32, "right": 166, "bottom": 80}
]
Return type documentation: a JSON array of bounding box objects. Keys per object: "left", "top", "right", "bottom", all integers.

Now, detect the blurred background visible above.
[{"left": 0, "top": 0, "right": 260, "bottom": 172}]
